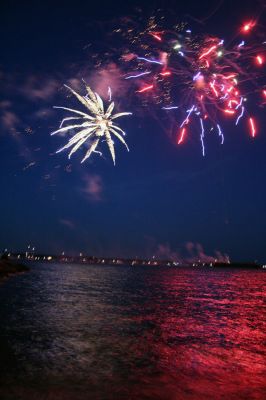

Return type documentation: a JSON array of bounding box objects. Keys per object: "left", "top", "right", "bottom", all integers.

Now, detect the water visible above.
[{"left": 0, "top": 263, "right": 265, "bottom": 400}]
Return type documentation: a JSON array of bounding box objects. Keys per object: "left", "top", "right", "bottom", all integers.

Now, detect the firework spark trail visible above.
[
  {"left": 137, "top": 85, "right": 154, "bottom": 93},
  {"left": 160, "top": 71, "right": 171, "bottom": 76},
  {"left": 180, "top": 106, "right": 195, "bottom": 128},
  {"left": 217, "top": 124, "right": 224, "bottom": 144},
  {"left": 249, "top": 117, "right": 256, "bottom": 137},
  {"left": 177, "top": 127, "right": 186, "bottom": 144},
  {"left": 199, "top": 45, "right": 217, "bottom": 60},
  {"left": 108, "top": 86, "right": 112, "bottom": 102},
  {"left": 210, "top": 80, "right": 219, "bottom": 97},
  {"left": 125, "top": 71, "right": 152, "bottom": 79},
  {"left": 193, "top": 72, "right": 202, "bottom": 81},
  {"left": 149, "top": 32, "right": 162, "bottom": 41},
  {"left": 59, "top": 117, "right": 83, "bottom": 128},
  {"left": 235, "top": 97, "right": 243, "bottom": 110},
  {"left": 162, "top": 106, "right": 179, "bottom": 110},
  {"left": 200, "top": 118, "right": 205, "bottom": 156},
  {"left": 236, "top": 106, "right": 245, "bottom": 125},
  {"left": 137, "top": 57, "right": 163, "bottom": 65},
  {"left": 224, "top": 109, "right": 235, "bottom": 115},
  {"left": 256, "top": 55, "right": 264, "bottom": 65}
]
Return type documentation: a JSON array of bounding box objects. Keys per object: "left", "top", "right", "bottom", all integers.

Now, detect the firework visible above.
[
  {"left": 52, "top": 85, "right": 132, "bottom": 165},
  {"left": 116, "top": 13, "right": 265, "bottom": 155}
]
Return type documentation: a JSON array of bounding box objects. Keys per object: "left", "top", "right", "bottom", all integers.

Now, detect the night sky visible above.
[{"left": 0, "top": 0, "right": 265, "bottom": 262}]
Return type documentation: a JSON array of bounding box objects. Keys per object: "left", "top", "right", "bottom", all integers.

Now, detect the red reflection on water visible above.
[{"left": 130, "top": 269, "right": 266, "bottom": 399}]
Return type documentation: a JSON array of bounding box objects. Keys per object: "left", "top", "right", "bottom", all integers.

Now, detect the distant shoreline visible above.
[
  {"left": 0, "top": 258, "right": 29, "bottom": 282},
  {"left": 4, "top": 253, "right": 264, "bottom": 270}
]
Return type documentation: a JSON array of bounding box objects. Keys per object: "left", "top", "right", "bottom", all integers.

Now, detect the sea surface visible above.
[{"left": 0, "top": 263, "right": 265, "bottom": 400}]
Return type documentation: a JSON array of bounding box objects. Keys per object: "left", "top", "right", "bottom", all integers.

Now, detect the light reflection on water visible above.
[{"left": 0, "top": 263, "right": 265, "bottom": 399}]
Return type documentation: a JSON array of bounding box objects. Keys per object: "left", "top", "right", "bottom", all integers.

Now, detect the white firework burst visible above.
[{"left": 51, "top": 84, "right": 132, "bottom": 164}]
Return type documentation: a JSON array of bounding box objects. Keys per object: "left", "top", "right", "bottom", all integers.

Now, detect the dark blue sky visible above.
[{"left": 0, "top": 0, "right": 265, "bottom": 262}]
